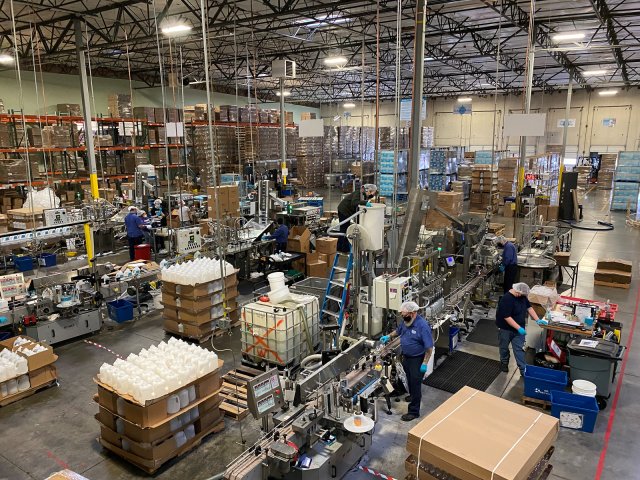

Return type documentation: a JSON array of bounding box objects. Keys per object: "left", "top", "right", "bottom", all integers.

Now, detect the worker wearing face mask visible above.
[
  {"left": 380, "top": 301, "right": 434, "bottom": 421},
  {"left": 336, "top": 183, "right": 378, "bottom": 253}
]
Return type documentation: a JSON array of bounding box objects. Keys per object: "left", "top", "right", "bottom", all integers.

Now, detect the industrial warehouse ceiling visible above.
[{"left": 0, "top": 0, "right": 639, "bottom": 105}]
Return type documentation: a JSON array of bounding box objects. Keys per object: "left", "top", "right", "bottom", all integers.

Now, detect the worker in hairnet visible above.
[
  {"left": 380, "top": 301, "right": 434, "bottom": 421},
  {"left": 495, "top": 236, "right": 518, "bottom": 293},
  {"left": 495, "top": 282, "right": 542, "bottom": 375},
  {"left": 124, "top": 206, "right": 145, "bottom": 261},
  {"left": 336, "top": 184, "right": 378, "bottom": 253}
]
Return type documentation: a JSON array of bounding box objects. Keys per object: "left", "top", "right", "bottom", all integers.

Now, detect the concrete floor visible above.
[{"left": 0, "top": 189, "right": 638, "bottom": 480}]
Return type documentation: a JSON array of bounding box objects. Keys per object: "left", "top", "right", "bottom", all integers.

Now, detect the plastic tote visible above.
[
  {"left": 107, "top": 299, "right": 134, "bottom": 323},
  {"left": 550, "top": 390, "right": 599, "bottom": 433},
  {"left": 13, "top": 256, "right": 34, "bottom": 272},
  {"left": 524, "top": 365, "right": 568, "bottom": 402},
  {"left": 37, "top": 253, "right": 57, "bottom": 267}
]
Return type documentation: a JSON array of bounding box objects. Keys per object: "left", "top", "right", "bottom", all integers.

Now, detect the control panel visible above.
[
  {"left": 44, "top": 208, "right": 68, "bottom": 226},
  {"left": 175, "top": 227, "right": 202, "bottom": 254},
  {"left": 246, "top": 369, "right": 285, "bottom": 419},
  {"left": 373, "top": 275, "right": 411, "bottom": 311}
]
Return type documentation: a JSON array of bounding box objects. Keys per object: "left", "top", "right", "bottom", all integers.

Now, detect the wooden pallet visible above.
[
  {"left": 594, "top": 280, "right": 631, "bottom": 290},
  {"left": 522, "top": 395, "right": 551, "bottom": 411},
  {"left": 0, "top": 379, "right": 58, "bottom": 407},
  {"left": 219, "top": 366, "right": 263, "bottom": 420},
  {"left": 100, "top": 419, "right": 225, "bottom": 474}
]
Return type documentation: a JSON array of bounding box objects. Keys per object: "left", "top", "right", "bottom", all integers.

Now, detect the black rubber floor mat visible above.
[
  {"left": 466, "top": 318, "right": 500, "bottom": 347},
  {"left": 423, "top": 351, "right": 502, "bottom": 393}
]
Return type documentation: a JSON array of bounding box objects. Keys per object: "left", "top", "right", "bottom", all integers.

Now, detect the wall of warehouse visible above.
[
  {"left": 0, "top": 71, "right": 319, "bottom": 123},
  {"left": 320, "top": 89, "right": 640, "bottom": 162}
]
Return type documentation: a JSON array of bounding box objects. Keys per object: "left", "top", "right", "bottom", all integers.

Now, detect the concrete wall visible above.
[
  {"left": 321, "top": 89, "right": 640, "bottom": 161},
  {"left": 0, "top": 71, "right": 319, "bottom": 123}
]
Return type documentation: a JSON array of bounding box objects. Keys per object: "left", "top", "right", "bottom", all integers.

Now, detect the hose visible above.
[{"left": 300, "top": 354, "right": 323, "bottom": 370}]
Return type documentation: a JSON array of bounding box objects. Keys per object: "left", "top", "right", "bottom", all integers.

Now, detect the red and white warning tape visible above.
[
  {"left": 358, "top": 465, "right": 398, "bottom": 480},
  {"left": 83, "top": 339, "right": 123, "bottom": 359}
]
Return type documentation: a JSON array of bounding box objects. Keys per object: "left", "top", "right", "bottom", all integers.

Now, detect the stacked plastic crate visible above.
[
  {"left": 428, "top": 150, "right": 447, "bottom": 191},
  {"left": 612, "top": 151, "right": 640, "bottom": 212}
]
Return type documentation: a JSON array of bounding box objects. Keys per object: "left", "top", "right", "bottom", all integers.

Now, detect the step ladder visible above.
[{"left": 320, "top": 250, "right": 353, "bottom": 336}]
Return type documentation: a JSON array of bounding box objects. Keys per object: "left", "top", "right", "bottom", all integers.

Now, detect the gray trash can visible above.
[{"left": 567, "top": 338, "right": 624, "bottom": 398}]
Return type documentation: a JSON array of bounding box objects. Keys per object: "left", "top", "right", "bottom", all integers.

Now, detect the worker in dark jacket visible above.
[
  {"left": 495, "top": 282, "right": 543, "bottom": 375},
  {"left": 336, "top": 184, "right": 377, "bottom": 253},
  {"left": 496, "top": 236, "right": 518, "bottom": 293},
  {"left": 265, "top": 218, "right": 289, "bottom": 252},
  {"left": 124, "top": 206, "right": 145, "bottom": 261}
]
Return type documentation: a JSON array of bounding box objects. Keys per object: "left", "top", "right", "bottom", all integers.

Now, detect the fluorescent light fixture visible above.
[
  {"left": 598, "top": 89, "right": 618, "bottom": 96},
  {"left": 552, "top": 32, "right": 585, "bottom": 42},
  {"left": 457, "top": 97, "right": 472, "bottom": 103},
  {"left": 323, "top": 55, "right": 348, "bottom": 67},
  {"left": 0, "top": 54, "right": 14, "bottom": 64},
  {"left": 161, "top": 23, "right": 192, "bottom": 35},
  {"left": 425, "top": 57, "right": 435, "bottom": 61},
  {"left": 480, "top": 83, "right": 492, "bottom": 86},
  {"left": 276, "top": 90, "right": 291, "bottom": 97},
  {"left": 343, "top": 102, "right": 356, "bottom": 108},
  {"left": 296, "top": 14, "right": 349, "bottom": 29},
  {"left": 582, "top": 69, "right": 607, "bottom": 76}
]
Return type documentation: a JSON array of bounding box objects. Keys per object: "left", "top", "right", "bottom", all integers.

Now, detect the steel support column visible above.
[
  {"left": 280, "top": 77, "right": 287, "bottom": 184},
  {"left": 408, "top": 0, "right": 427, "bottom": 192},
  {"left": 561, "top": 81, "right": 573, "bottom": 166}
]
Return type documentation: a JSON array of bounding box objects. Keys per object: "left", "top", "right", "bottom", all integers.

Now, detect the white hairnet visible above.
[
  {"left": 400, "top": 301, "right": 420, "bottom": 313},
  {"left": 512, "top": 282, "right": 530, "bottom": 295},
  {"left": 495, "top": 235, "right": 506, "bottom": 245},
  {"left": 363, "top": 184, "right": 378, "bottom": 194},
  {"left": 128, "top": 206, "right": 137, "bottom": 212}
]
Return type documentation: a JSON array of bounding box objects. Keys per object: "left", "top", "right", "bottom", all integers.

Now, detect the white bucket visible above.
[
  {"left": 572, "top": 379, "right": 597, "bottom": 397},
  {"left": 268, "top": 287, "right": 291, "bottom": 305},
  {"left": 268, "top": 272, "right": 286, "bottom": 292},
  {"left": 357, "top": 203, "right": 385, "bottom": 251}
]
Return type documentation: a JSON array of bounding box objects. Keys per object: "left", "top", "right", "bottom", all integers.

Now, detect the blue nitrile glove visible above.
[
  {"left": 380, "top": 335, "right": 390, "bottom": 344},
  {"left": 499, "top": 264, "right": 506, "bottom": 272},
  {"left": 517, "top": 327, "right": 526, "bottom": 335},
  {"left": 536, "top": 319, "right": 549, "bottom": 326},
  {"left": 365, "top": 202, "right": 372, "bottom": 207},
  {"left": 420, "top": 363, "right": 428, "bottom": 374}
]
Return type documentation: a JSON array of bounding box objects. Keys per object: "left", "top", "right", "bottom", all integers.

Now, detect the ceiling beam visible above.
[{"left": 588, "top": 0, "right": 629, "bottom": 85}]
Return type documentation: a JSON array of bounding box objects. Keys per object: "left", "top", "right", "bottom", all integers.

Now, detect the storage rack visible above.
[{"left": 611, "top": 151, "right": 640, "bottom": 212}]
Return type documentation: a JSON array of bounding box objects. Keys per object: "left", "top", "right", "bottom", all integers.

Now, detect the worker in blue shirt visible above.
[
  {"left": 380, "top": 301, "right": 434, "bottom": 421},
  {"left": 496, "top": 236, "right": 518, "bottom": 293},
  {"left": 495, "top": 282, "right": 542, "bottom": 375},
  {"left": 124, "top": 206, "right": 145, "bottom": 261},
  {"left": 265, "top": 218, "right": 289, "bottom": 252}
]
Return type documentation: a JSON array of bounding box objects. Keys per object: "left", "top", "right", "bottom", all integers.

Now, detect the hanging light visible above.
[
  {"left": 582, "top": 69, "right": 607, "bottom": 76},
  {"left": 552, "top": 32, "right": 585, "bottom": 42},
  {"left": 276, "top": 91, "right": 291, "bottom": 97},
  {"left": 343, "top": 102, "right": 356, "bottom": 108},
  {"left": 598, "top": 89, "right": 618, "bottom": 96},
  {"left": 161, "top": 23, "right": 192, "bottom": 36},
  {"left": 457, "top": 97, "right": 472, "bottom": 103},
  {"left": 0, "top": 54, "right": 14, "bottom": 64},
  {"left": 323, "top": 56, "right": 348, "bottom": 67}
]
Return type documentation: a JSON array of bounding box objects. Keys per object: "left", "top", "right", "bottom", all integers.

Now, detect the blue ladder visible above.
[{"left": 320, "top": 249, "right": 354, "bottom": 331}]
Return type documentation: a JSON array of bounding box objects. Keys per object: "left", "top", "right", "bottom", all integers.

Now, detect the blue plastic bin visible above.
[
  {"left": 449, "top": 327, "right": 460, "bottom": 352},
  {"left": 13, "top": 256, "right": 34, "bottom": 272},
  {"left": 524, "top": 365, "right": 568, "bottom": 401},
  {"left": 37, "top": 253, "right": 57, "bottom": 267},
  {"left": 550, "top": 390, "right": 599, "bottom": 433},
  {"left": 107, "top": 299, "right": 134, "bottom": 323}
]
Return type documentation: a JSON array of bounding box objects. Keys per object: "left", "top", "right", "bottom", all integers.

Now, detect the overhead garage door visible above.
[{"left": 590, "top": 105, "right": 631, "bottom": 152}]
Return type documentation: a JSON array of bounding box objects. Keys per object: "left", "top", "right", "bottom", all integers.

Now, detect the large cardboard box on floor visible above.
[
  {"left": 406, "top": 386, "right": 558, "bottom": 480},
  {"left": 0, "top": 335, "right": 58, "bottom": 371},
  {"left": 597, "top": 258, "right": 632, "bottom": 273}
]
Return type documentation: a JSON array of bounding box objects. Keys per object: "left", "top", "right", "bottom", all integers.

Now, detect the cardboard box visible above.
[
  {"left": 0, "top": 336, "right": 58, "bottom": 371},
  {"left": 307, "top": 260, "right": 327, "bottom": 278},
  {"left": 596, "top": 258, "right": 632, "bottom": 273},
  {"left": 594, "top": 269, "right": 632, "bottom": 285},
  {"left": 553, "top": 252, "right": 570, "bottom": 266},
  {"left": 406, "top": 387, "right": 558, "bottom": 480},
  {"left": 96, "top": 367, "right": 222, "bottom": 428},
  {"left": 163, "top": 306, "right": 225, "bottom": 325},
  {"left": 315, "top": 237, "right": 338, "bottom": 254},
  {"left": 546, "top": 205, "right": 559, "bottom": 221},
  {"left": 161, "top": 272, "right": 238, "bottom": 298},
  {"left": 161, "top": 292, "right": 237, "bottom": 311},
  {"left": 287, "top": 226, "right": 311, "bottom": 253},
  {"left": 163, "top": 319, "right": 217, "bottom": 338},
  {"left": 28, "top": 364, "right": 57, "bottom": 388}
]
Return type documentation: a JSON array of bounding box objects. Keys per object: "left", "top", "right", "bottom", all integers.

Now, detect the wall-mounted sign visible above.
[
  {"left": 602, "top": 118, "right": 616, "bottom": 128},
  {"left": 557, "top": 119, "right": 576, "bottom": 128},
  {"left": 400, "top": 97, "right": 427, "bottom": 121},
  {"left": 453, "top": 104, "right": 472, "bottom": 115}
]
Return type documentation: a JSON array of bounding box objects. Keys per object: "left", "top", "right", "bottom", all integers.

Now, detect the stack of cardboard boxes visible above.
[
  {"left": 207, "top": 185, "right": 240, "bottom": 219},
  {"left": 470, "top": 165, "right": 497, "bottom": 211},
  {"left": 107, "top": 94, "right": 132, "bottom": 118},
  {"left": 7, "top": 207, "right": 44, "bottom": 230},
  {"left": 497, "top": 157, "right": 517, "bottom": 200},
  {"left": 575, "top": 165, "right": 591, "bottom": 186},
  {"left": 0, "top": 335, "right": 58, "bottom": 406},
  {"left": 423, "top": 192, "right": 463, "bottom": 228},
  {"left": 598, "top": 155, "right": 615, "bottom": 190},
  {"left": 56, "top": 103, "right": 82, "bottom": 116},
  {"left": 594, "top": 258, "right": 632, "bottom": 289},
  {"left": 162, "top": 271, "right": 239, "bottom": 340},
  {"left": 132, "top": 107, "right": 157, "bottom": 123},
  {"left": 314, "top": 237, "right": 338, "bottom": 277},
  {"left": 96, "top": 352, "right": 224, "bottom": 473},
  {"left": 405, "top": 387, "right": 559, "bottom": 480}
]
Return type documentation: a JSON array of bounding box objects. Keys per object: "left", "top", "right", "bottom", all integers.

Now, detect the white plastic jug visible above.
[
  {"left": 178, "top": 389, "right": 190, "bottom": 409},
  {"left": 167, "top": 394, "right": 181, "bottom": 414},
  {"left": 185, "top": 424, "right": 196, "bottom": 440},
  {"left": 17, "top": 375, "right": 30, "bottom": 392}
]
